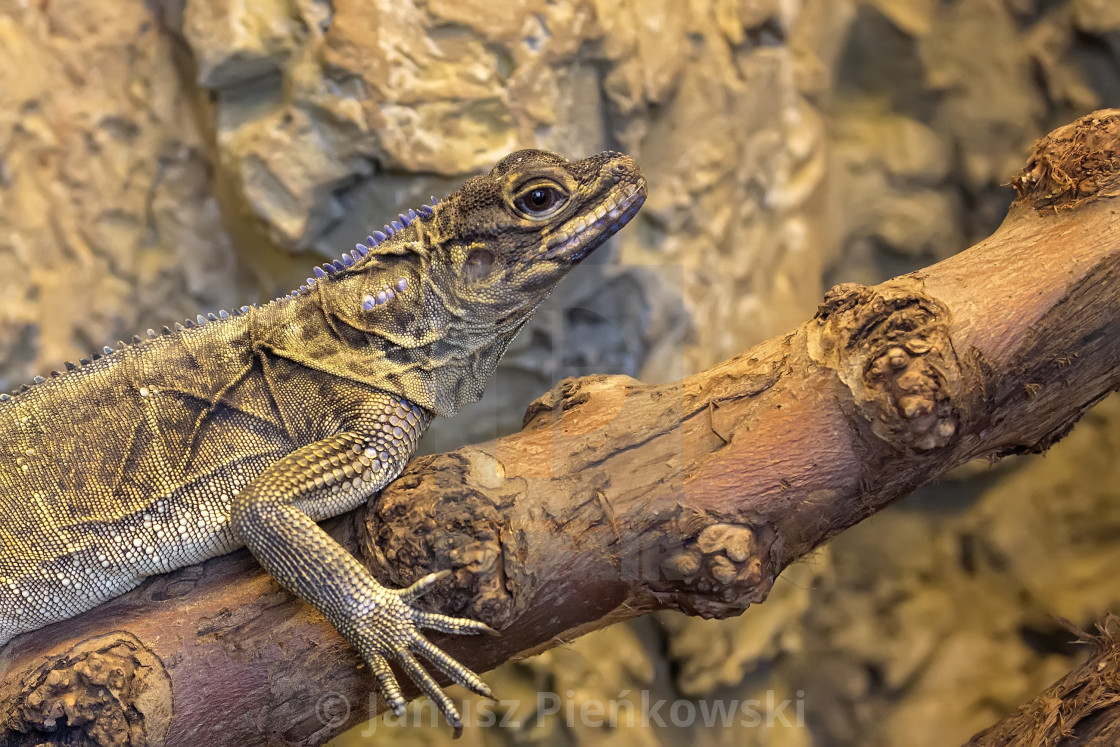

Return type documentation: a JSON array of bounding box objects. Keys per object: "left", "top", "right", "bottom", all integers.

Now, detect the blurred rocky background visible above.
[{"left": 1, "top": 0, "right": 1118, "bottom": 745}]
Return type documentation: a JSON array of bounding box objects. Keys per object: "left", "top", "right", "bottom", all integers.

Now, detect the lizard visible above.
[{"left": 0, "top": 148, "right": 646, "bottom": 736}]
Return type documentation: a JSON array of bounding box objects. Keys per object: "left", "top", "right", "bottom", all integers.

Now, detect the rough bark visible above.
[
  {"left": 967, "top": 615, "right": 1120, "bottom": 747},
  {"left": 2, "top": 110, "right": 1120, "bottom": 747}
]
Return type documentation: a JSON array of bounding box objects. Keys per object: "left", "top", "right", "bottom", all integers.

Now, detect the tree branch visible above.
[
  {"left": 3, "top": 110, "right": 1120, "bottom": 746},
  {"left": 966, "top": 614, "right": 1120, "bottom": 746}
]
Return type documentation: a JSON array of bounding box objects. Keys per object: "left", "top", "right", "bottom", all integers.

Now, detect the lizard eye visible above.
[{"left": 513, "top": 181, "right": 568, "bottom": 219}]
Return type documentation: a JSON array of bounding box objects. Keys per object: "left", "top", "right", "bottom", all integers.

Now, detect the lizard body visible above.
[{"left": 0, "top": 149, "right": 646, "bottom": 733}]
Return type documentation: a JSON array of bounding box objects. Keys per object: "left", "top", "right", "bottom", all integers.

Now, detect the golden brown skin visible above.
[{"left": 0, "top": 149, "right": 646, "bottom": 734}]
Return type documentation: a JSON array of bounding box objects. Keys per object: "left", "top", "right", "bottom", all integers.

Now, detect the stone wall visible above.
[{"left": 1, "top": 0, "right": 1118, "bottom": 744}]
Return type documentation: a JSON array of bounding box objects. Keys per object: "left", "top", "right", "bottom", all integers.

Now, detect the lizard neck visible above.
[{"left": 253, "top": 262, "right": 515, "bottom": 419}]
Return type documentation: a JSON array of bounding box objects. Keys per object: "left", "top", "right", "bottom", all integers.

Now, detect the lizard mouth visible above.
[{"left": 540, "top": 177, "right": 647, "bottom": 262}]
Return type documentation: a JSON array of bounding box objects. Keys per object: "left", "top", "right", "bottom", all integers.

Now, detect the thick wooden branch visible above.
[{"left": 3, "top": 110, "right": 1120, "bottom": 746}]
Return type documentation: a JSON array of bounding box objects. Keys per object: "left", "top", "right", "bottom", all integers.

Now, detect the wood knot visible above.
[
  {"left": 1011, "top": 108, "right": 1120, "bottom": 210},
  {"left": 364, "top": 451, "right": 515, "bottom": 627},
  {"left": 809, "top": 278, "right": 962, "bottom": 451},
  {"left": 650, "top": 510, "right": 774, "bottom": 619},
  {"left": 2, "top": 633, "right": 172, "bottom": 746}
]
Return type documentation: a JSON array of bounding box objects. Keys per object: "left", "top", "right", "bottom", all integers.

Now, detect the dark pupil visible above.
[{"left": 528, "top": 188, "right": 551, "bottom": 208}]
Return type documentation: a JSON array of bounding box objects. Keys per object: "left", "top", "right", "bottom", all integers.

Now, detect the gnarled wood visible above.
[
  {"left": 2, "top": 110, "right": 1120, "bottom": 746},
  {"left": 967, "top": 615, "right": 1120, "bottom": 746}
]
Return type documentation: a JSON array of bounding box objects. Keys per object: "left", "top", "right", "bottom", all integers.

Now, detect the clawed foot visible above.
[{"left": 349, "top": 570, "right": 499, "bottom": 738}]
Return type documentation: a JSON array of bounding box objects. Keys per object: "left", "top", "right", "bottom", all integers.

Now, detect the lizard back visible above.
[{"left": 0, "top": 313, "right": 298, "bottom": 640}]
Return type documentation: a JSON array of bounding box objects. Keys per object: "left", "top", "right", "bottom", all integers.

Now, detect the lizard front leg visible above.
[{"left": 229, "top": 398, "right": 495, "bottom": 735}]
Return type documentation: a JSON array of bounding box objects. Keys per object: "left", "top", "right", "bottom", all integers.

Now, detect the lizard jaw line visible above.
[{"left": 541, "top": 177, "right": 647, "bottom": 261}]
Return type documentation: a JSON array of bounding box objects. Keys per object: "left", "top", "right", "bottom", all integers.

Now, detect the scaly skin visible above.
[{"left": 0, "top": 149, "right": 645, "bottom": 734}]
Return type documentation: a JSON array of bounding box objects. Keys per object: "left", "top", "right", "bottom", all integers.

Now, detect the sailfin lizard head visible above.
[{"left": 282, "top": 150, "right": 647, "bottom": 417}]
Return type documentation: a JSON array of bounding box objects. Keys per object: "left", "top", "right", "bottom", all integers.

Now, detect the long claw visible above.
[
  {"left": 367, "top": 652, "right": 407, "bottom": 716},
  {"left": 345, "top": 568, "right": 495, "bottom": 735},
  {"left": 396, "top": 569, "right": 452, "bottom": 604},
  {"left": 415, "top": 610, "right": 500, "bottom": 637},
  {"left": 411, "top": 636, "right": 494, "bottom": 700},
  {"left": 396, "top": 649, "right": 464, "bottom": 736}
]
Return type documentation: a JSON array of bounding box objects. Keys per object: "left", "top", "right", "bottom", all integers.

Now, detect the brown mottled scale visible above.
[
  {"left": 0, "top": 148, "right": 646, "bottom": 733},
  {"left": 0, "top": 316, "right": 424, "bottom": 634}
]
